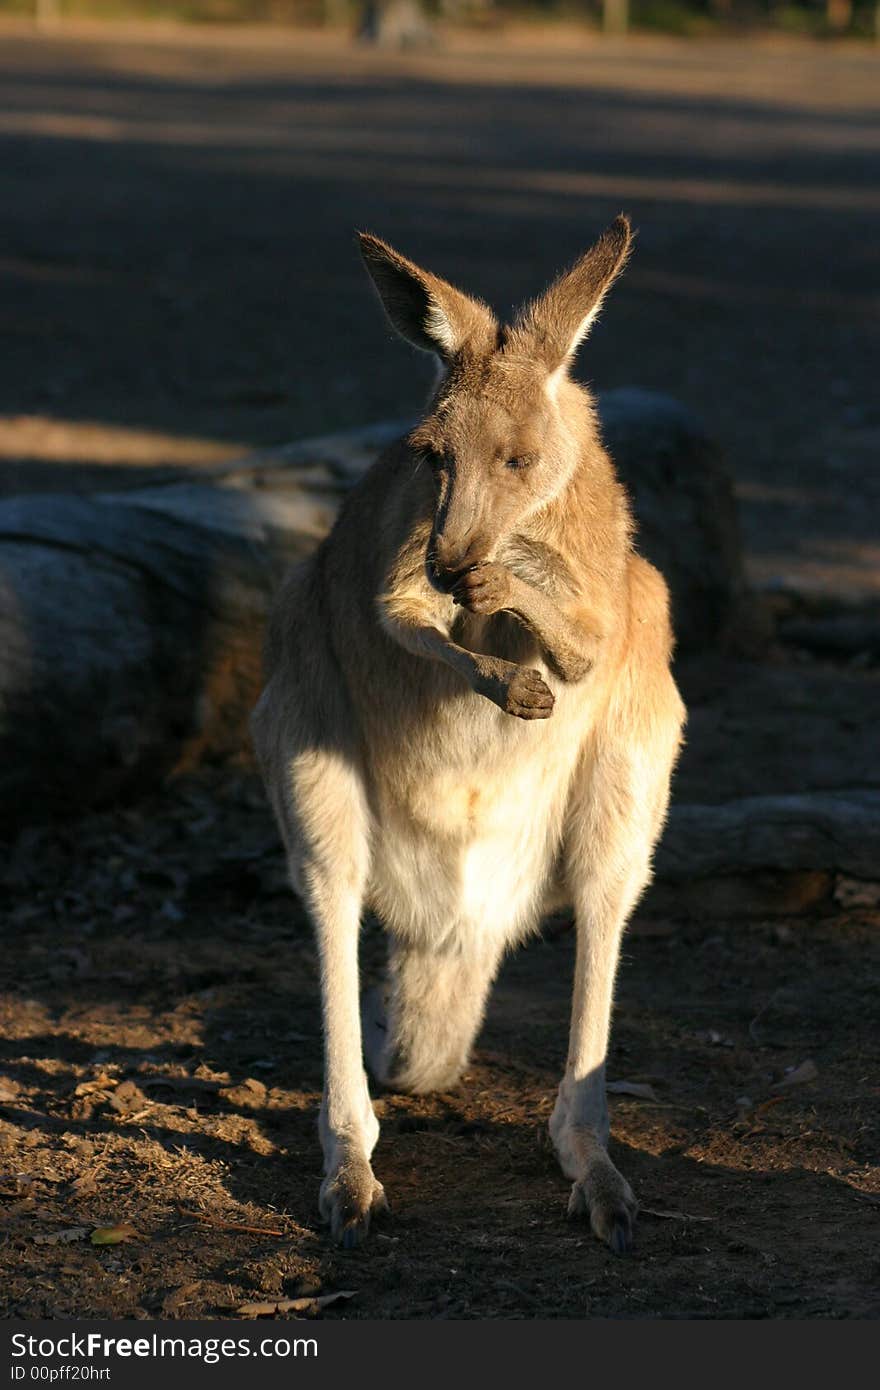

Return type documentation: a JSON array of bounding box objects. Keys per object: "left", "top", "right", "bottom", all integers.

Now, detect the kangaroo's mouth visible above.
[
  {"left": 426, "top": 554, "right": 485, "bottom": 596},
  {"left": 426, "top": 555, "right": 456, "bottom": 595}
]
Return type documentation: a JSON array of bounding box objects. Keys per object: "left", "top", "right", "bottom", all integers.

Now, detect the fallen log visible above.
[
  {"left": 659, "top": 790, "right": 880, "bottom": 882},
  {"left": 0, "top": 392, "right": 747, "bottom": 825}
]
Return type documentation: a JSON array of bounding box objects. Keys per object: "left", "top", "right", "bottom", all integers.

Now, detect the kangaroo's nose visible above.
[{"left": 432, "top": 537, "right": 483, "bottom": 590}]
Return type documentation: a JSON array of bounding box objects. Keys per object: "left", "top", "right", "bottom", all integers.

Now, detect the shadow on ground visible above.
[
  {"left": 1, "top": 766, "right": 878, "bottom": 1318},
  {"left": 1, "top": 30, "right": 879, "bottom": 596}
]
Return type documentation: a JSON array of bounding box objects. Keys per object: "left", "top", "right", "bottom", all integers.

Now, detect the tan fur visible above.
[{"left": 252, "top": 217, "right": 686, "bottom": 1252}]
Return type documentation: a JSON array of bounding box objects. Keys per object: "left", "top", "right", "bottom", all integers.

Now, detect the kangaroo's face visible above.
[
  {"left": 359, "top": 218, "right": 632, "bottom": 591},
  {"left": 411, "top": 358, "right": 568, "bottom": 590}
]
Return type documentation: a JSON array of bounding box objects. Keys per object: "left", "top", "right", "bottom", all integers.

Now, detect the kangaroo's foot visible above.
[
  {"left": 363, "top": 979, "right": 467, "bottom": 1093},
  {"left": 319, "top": 1143, "right": 388, "bottom": 1248},
  {"left": 362, "top": 939, "right": 499, "bottom": 1095},
  {"left": 550, "top": 1093, "right": 637, "bottom": 1255},
  {"left": 564, "top": 1146, "right": 638, "bottom": 1254}
]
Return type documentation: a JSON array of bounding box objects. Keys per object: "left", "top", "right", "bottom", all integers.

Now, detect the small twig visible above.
[
  {"left": 749, "top": 989, "right": 783, "bottom": 1045},
  {"left": 178, "top": 1206, "right": 284, "bottom": 1237}
]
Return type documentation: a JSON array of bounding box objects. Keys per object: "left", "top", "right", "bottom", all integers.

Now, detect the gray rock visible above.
[{"left": 598, "top": 388, "right": 749, "bottom": 655}]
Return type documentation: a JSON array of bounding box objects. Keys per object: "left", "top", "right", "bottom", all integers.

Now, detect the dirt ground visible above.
[
  {"left": 1, "top": 23, "right": 879, "bottom": 1320},
  {"left": 2, "top": 642, "right": 879, "bottom": 1320}
]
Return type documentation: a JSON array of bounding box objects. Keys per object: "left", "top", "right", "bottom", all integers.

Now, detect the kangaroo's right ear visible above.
[{"left": 358, "top": 233, "right": 498, "bottom": 361}]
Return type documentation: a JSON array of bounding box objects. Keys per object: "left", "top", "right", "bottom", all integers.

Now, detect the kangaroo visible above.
[{"left": 251, "top": 215, "right": 686, "bottom": 1254}]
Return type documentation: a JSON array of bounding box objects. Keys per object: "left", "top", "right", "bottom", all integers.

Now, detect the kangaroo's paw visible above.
[
  {"left": 319, "top": 1150, "right": 388, "bottom": 1249},
  {"left": 504, "top": 667, "right": 555, "bottom": 720},
  {"left": 566, "top": 1155, "right": 638, "bottom": 1255}
]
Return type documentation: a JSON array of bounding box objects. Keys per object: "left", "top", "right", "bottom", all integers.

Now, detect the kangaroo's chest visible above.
[
  {"left": 370, "top": 674, "right": 586, "bottom": 840},
  {"left": 365, "top": 684, "right": 585, "bottom": 946}
]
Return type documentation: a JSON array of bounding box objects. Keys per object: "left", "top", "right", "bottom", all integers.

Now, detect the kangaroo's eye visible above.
[{"left": 505, "top": 456, "right": 530, "bottom": 471}]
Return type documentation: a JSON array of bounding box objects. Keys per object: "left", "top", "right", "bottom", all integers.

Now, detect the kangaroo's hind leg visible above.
[
  {"left": 364, "top": 935, "right": 504, "bottom": 1095},
  {"left": 252, "top": 664, "right": 386, "bottom": 1248},
  {"left": 552, "top": 673, "right": 684, "bottom": 1253}
]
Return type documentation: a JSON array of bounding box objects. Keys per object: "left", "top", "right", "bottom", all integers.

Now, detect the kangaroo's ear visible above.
[
  {"left": 513, "top": 215, "right": 633, "bottom": 375},
  {"left": 358, "top": 233, "right": 498, "bottom": 361}
]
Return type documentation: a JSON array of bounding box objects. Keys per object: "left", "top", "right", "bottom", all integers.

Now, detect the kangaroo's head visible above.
[{"left": 359, "top": 216, "right": 632, "bottom": 592}]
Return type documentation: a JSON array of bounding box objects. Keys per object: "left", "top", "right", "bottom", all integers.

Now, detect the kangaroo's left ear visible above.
[{"left": 512, "top": 215, "right": 633, "bottom": 376}]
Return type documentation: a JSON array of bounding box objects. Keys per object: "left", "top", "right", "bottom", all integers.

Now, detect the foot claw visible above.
[
  {"left": 559, "top": 1139, "right": 638, "bottom": 1253},
  {"left": 320, "top": 1156, "right": 387, "bottom": 1248},
  {"left": 608, "top": 1212, "right": 633, "bottom": 1256}
]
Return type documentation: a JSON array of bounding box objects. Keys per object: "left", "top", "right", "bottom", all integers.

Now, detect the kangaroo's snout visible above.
[{"left": 429, "top": 536, "right": 489, "bottom": 592}]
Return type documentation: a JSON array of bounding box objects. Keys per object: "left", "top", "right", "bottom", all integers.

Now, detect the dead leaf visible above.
[
  {"left": 834, "top": 877, "right": 880, "bottom": 909},
  {"left": 754, "top": 1095, "right": 787, "bottom": 1116},
  {"left": 772, "top": 1059, "right": 818, "bottom": 1091},
  {"left": 0, "top": 1077, "right": 20, "bottom": 1104},
  {"left": 91, "top": 1224, "right": 139, "bottom": 1246},
  {"left": 607, "top": 1080, "right": 659, "bottom": 1101},
  {"left": 236, "top": 1290, "right": 356, "bottom": 1318},
  {"left": 162, "top": 1281, "right": 202, "bottom": 1316},
  {"left": 640, "top": 1207, "right": 715, "bottom": 1223},
  {"left": 74, "top": 1074, "right": 118, "bottom": 1098},
  {"left": 33, "top": 1226, "right": 90, "bottom": 1245}
]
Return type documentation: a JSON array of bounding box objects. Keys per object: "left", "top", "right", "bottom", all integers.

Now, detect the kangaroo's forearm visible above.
[
  {"left": 377, "top": 599, "right": 554, "bottom": 720},
  {"left": 380, "top": 603, "right": 510, "bottom": 692},
  {"left": 504, "top": 575, "right": 598, "bottom": 682}
]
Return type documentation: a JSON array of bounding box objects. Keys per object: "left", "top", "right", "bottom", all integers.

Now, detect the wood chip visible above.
[
  {"left": 772, "top": 1059, "right": 818, "bottom": 1091},
  {"left": 607, "top": 1080, "right": 659, "bottom": 1101},
  {"left": 73, "top": 1074, "right": 117, "bottom": 1097},
  {"left": 33, "top": 1227, "right": 90, "bottom": 1245},
  {"left": 236, "top": 1290, "right": 356, "bottom": 1318},
  {"left": 640, "top": 1207, "right": 715, "bottom": 1223}
]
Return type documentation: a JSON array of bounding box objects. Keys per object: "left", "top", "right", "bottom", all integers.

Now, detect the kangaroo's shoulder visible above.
[{"left": 625, "top": 551, "right": 677, "bottom": 663}]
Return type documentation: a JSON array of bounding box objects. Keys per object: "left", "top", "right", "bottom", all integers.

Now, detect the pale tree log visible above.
[{"left": 659, "top": 791, "right": 880, "bottom": 882}]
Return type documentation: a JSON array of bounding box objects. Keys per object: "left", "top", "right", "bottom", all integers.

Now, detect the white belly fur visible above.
[{"left": 366, "top": 681, "right": 589, "bottom": 953}]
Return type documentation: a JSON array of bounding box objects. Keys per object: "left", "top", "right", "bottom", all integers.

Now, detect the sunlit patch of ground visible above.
[{"left": 2, "top": 769, "right": 878, "bottom": 1319}]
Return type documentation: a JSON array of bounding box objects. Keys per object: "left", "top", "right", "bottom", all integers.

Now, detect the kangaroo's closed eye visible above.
[{"left": 506, "top": 456, "right": 531, "bottom": 471}]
